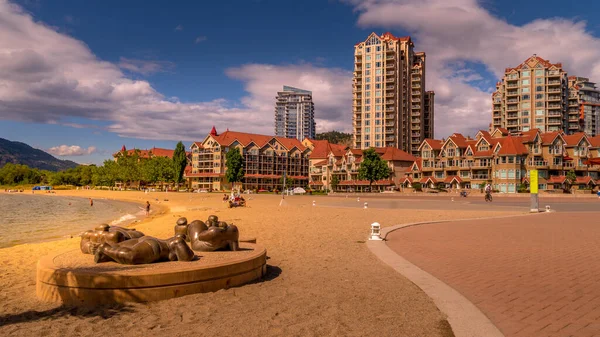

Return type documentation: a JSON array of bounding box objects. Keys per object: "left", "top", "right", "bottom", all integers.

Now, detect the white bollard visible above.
[
  {"left": 369, "top": 222, "right": 382, "bottom": 241},
  {"left": 312, "top": 200, "right": 316, "bottom": 207},
  {"left": 364, "top": 202, "right": 368, "bottom": 209},
  {"left": 451, "top": 197, "right": 454, "bottom": 202},
  {"left": 357, "top": 197, "right": 360, "bottom": 202},
  {"left": 545, "top": 205, "right": 551, "bottom": 212}
]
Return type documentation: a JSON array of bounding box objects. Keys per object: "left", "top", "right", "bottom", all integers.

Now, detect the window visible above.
[
  {"left": 521, "top": 102, "right": 530, "bottom": 108},
  {"left": 375, "top": 62, "right": 381, "bottom": 67},
  {"left": 375, "top": 91, "right": 382, "bottom": 97},
  {"left": 365, "top": 113, "right": 371, "bottom": 118},
  {"left": 365, "top": 84, "right": 370, "bottom": 90},
  {"left": 376, "top": 46, "right": 381, "bottom": 52},
  {"left": 366, "top": 55, "right": 371, "bottom": 61},
  {"left": 365, "top": 77, "right": 371, "bottom": 83},
  {"left": 366, "top": 47, "right": 371, "bottom": 53},
  {"left": 522, "top": 79, "right": 530, "bottom": 85},
  {"left": 535, "top": 118, "right": 544, "bottom": 123},
  {"left": 536, "top": 93, "right": 544, "bottom": 100},
  {"left": 535, "top": 101, "right": 544, "bottom": 107},
  {"left": 375, "top": 83, "right": 381, "bottom": 89},
  {"left": 375, "top": 141, "right": 381, "bottom": 147},
  {"left": 375, "top": 54, "right": 382, "bottom": 60},
  {"left": 375, "top": 98, "right": 382, "bottom": 104},
  {"left": 535, "top": 69, "right": 544, "bottom": 76},
  {"left": 523, "top": 126, "right": 530, "bottom": 131},
  {"left": 375, "top": 127, "right": 381, "bottom": 133},
  {"left": 365, "top": 63, "right": 371, "bottom": 69},
  {"left": 365, "top": 91, "right": 370, "bottom": 97},
  {"left": 522, "top": 94, "right": 530, "bottom": 100},
  {"left": 535, "top": 77, "right": 544, "bottom": 84},
  {"left": 365, "top": 99, "right": 371, "bottom": 105},
  {"left": 522, "top": 70, "right": 530, "bottom": 77},
  {"left": 365, "top": 127, "right": 370, "bottom": 133},
  {"left": 365, "top": 105, "right": 370, "bottom": 111},
  {"left": 536, "top": 109, "right": 545, "bottom": 116},
  {"left": 522, "top": 87, "right": 530, "bottom": 93},
  {"left": 375, "top": 134, "right": 381, "bottom": 140},
  {"left": 365, "top": 70, "right": 371, "bottom": 76},
  {"left": 375, "top": 105, "right": 381, "bottom": 111},
  {"left": 536, "top": 85, "right": 544, "bottom": 92},
  {"left": 365, "top": 141, "right": 370, "bottom": 147},
  {"left": 522, "top": 118, "right": 529, "bottom": 123},
  {"left": 508, "top": 157, "right": 515, "bottom": 164},
  {"left": 364, "top": 134, "right": 370, "bottom": 140},
  {"left": 375, "top": 69, "right": 382, "bottom": 75},
  {"left": 521, "top": 110, "right": 529, "bottom": 116},
  {"left": 375, "top": 76, "right": 382, "bottom": 82},
  {"left": 375, "top": 112, "right": 381, "bottom": 118}
]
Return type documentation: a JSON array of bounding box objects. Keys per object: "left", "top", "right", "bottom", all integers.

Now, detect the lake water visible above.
[{"left": 0, "top": 193, "right": 145, "bottom": 248}]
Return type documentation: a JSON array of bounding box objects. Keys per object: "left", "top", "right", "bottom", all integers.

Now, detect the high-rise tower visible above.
[
  {"left": 275, "top": 86, "right": 316, "bottom": 140},
  {"left": 352, "top": 32, "right": 435, "bottom": 156}
]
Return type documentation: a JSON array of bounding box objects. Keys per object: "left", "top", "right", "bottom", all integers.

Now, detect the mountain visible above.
[{"left": 0, "top": 138, "right": 79, "bottom": 171}]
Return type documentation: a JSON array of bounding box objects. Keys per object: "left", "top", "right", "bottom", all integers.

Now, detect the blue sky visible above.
[{"left": 2, "top": 0, "right": 600, "bottom": 164}]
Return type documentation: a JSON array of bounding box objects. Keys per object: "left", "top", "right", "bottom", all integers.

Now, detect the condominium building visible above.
[
  {"left": 275, "top": 86, "right": 316, "bottom": 140},
  {"left": 185, "top": 127, "right": 309, "bottom": 191},
  {"left": 567, "top": 76, "right": 600, "bottom": 136},
  {"left": 304, "top": 138, "right": 415, "bottom": 192},
  {"left": 403, "top": 128, "right": 600, "bottom": 193},
  {"left": 353, "top": 32, "right": 435, "bottom": 156}
]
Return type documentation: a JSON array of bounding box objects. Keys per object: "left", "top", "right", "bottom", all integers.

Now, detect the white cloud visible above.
[
  {"left": 194, "top": 35, "right": 207, "bottom": 44},
  {"left": 47, "top": 145, "right": 96, "bottom": 156},
  {"left": 0, "top": 2, "right": 352, "bottom": 141},
  {"left": 118, "top": 57, "right": 175, "bottom": 75},
  {"left": 174, "top": 24, "right": 183, "bottom": 31},
  {"left": 345, "top": 0, "right": 600, "bottom": 137}
]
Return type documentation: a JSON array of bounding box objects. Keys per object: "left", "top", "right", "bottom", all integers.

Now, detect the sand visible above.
[{"left": 0, "top": 190, "right": 522, "bottom": 337}]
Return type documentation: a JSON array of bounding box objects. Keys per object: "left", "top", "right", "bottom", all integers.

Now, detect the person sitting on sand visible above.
[
  {"left": 222, "top": 193, "right": 229, "bottom": 202},
  {"left": 94, "top": 235, "right": 195, "bottom": 265}
]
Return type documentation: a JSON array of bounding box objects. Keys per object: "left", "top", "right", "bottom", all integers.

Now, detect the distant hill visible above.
[
  {"left": 316, "top": 131, "right": 353, "bottom": 147},
  {"left": 0, "top": 138, "right": 79, "bottom": 171}
]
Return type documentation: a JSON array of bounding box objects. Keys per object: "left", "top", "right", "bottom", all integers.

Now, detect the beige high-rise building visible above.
[
  {"left": 567, "top": 76, "right": 600, "bottom": 136},
  {"left": 491, "top": 55, "right": 568, "bottom": 134},
  {"left": 352, "top": 32, "right": 435, "bottom": 156}
]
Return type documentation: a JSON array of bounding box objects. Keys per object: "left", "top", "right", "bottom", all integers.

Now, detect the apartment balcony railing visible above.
[
  {"left": 548, "top": 95, "right": 561, "bottom": 101},
  {"left": 507, "top": 83, "right": 518, "bottom": 88},
  {"left": 412, "top": 84, "right": 421, "bottom": 88},
  {"left": 412, "top": 125, "right": 421, "bottom": 130},
  {"left": 413, "top": 98, "right": 421, "bottom": 102},
  {"left": 386, "top": 107, "right": 395, "bottom": 112},
  {"left": 386, "top": 63, "right": 395, "bottom": 68},
  {"left": 355, "top": 81, "right": 362, "bottom": 85},
  {"left": 412, "top": 133, "right": 420, "bottom": 137},
  {"left": 507, "top": 122, "right": 519, "bottom": 126},
  {"left": 386, "top": 114, "right": 395, "bottom": 119},
  {"left": 385, "top": 128, "right": 394, "bottom": 134},
  {"left": 386, "top": 71, "right": 395, "bottom": 76},
  {"left": 507, "top": 91, "right": 519, "bottom": 96},
  {"left": 412, "top": 91, "right": 420, "bottom": 95},
  {"left": 548, "top": 88, "right": 561, "bottom": 93},
  {"left": 386, "top": 78, "right": 394, "bottom": 83},
  {"left": 411, "top": 119, "right": 420, "bottom": 123},
  {"left": 507, "top": 105, "right": 518, "bottom": 111},
  {"left": 569, "top": 102, "right": 579, "bottom": 107},
  {"left": 507, "top": 114, "right": 518, "bottom": 119},
  {"left": 386, "top": 86, "right": 395, "bottom": 90},
  {"left": 385, "top": 100, "right": 395, "bottom": 104},
  {"left": 412, "top": 77, "right": 422, "bottom": 82},
  {"left": 385, "top": 136, "right": 395, "bottom": 141},
  {"left": 548, "top": 80, "right": 561, "bottom": 85},
  {"left": 472, "top": 163, "right": 492, "bottom": 168},
  {"left": 411, "top": 112, "right": 421, "bottom": 117},
  {"left": 386, "top": 122, "right": 395, "bottom": 127},
  {"left": 386, "top": 93, "right": 395, "bottom": 97},
  {"left": 471, "top": 174, "right": 489, "bottom": 180},
  {"left": 548, "top": 119, "right": 562, "bottom": 125},
  {"left": 548, "top": 111, "right": 562, "bottom": 116},
  {"left": 548, "top": 104, "right": 562, "bottom": 109},
  {"left": 568, "top": 116, "right": 579, "bottom": 121},
  {"left": 548, "top": 70, "right": 561, "bottom": 76},
  {"left": 507, "top": 99, "right": 518, "bottom": 103},
  {"left": 528, "top": 160, "right": 549, "bottom": 167},
  {"left": 386, "top": 55, "right": 395, "bottom": 60}
]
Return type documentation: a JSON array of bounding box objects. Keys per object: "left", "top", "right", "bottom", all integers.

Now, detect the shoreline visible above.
[{"left": 0, "top": 191, "right": 167, "bottom": 249}]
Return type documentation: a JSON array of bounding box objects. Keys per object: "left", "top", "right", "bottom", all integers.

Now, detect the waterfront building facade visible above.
[
  {"left": 405, "top": 128, "right": 600, "bottom": 193},
  {"left": 275, "top": 86, "right": 316, "bottom": 140},
  {"left": 305, "top": 138, "right": 415, "bottom": 192},
  {"left": 186, "top": 127, "right": 309, "bottom": 191},
  {"left": 352, "top": 32, "right": 435, "bottom": 156}
]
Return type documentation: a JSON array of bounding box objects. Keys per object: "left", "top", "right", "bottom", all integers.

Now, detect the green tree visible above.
[
  {"left": 330, "top": 174, "right": 340, "bottom": 191},
  {"left": 566, "top": 169, "right": 577, "bottom": 193},
  {"left": 225, "top": 147, "right": 245, "bottom": 190},
  {"left": 358, "top": 148, "right": 391, "bottom": 190},
  {"left": 280, "top": 176, "right": 294, "bottom": 189},
  {"left": 172, "top": 141, "right": 187, "bottom": 188},
  {"left": 316, "top": 131, "right": 353, "bottom": 146},
  {"left": 143, "top": 156, "right": 174, "bottom": 188}
]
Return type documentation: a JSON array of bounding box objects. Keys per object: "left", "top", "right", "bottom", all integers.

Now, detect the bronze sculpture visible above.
[
  {"left": 174, "top": 216, "right": 239, "bottom": 252},
  {"left": 80, "top": 224, "right": 145, "bottom": 254},
  {"left": 94, "top": 235, "right": 195, "bottom": 264}
]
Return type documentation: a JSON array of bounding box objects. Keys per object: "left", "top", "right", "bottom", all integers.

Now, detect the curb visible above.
[{"left": 367, "top": 212, "right": 546, "bottom": 337}]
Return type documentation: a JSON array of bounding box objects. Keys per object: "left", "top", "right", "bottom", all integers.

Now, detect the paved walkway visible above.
[{"left": 386, "top": 212, "right": 600, "bottom": 337}]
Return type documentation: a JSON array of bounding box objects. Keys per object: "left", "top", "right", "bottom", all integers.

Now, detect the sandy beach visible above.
[{"left": 0, "top": 190, "right": 523, "bottom": 336}]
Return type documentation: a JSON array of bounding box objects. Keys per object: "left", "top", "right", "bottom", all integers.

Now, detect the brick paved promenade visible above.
[{"left": 387, "top": 212, "right": 600, "bottom": 337}]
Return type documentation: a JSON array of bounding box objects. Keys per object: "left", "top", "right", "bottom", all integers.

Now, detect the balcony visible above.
[
  {"left": 386, "top": 55, "right": 395, "bottom": 60},
  {"left": 507, "top": 83, "right": 518, "bottom": 88},
  {"left": 385, "top": 136, "right": 395, "bottom": 141},
  {"left": 386, "top": 107, "right": 395, "bottom": 112},
  {"left": 548, "top": 70, "right": 561, "bottom": 77},
  {"left": 412, "top": 125, "right": 421, "bottom": 130},
  {"left": 386, "top": 122, "right": 395, "bottom": 127},
  {"left": 386, "top": 114, "right": 395, "bottom": 119},
  {"left": 548, "top": 80, "right": 561, "bottom": 85},
  {"left": 386, "top": 93, "right": 395, "bottom": 97},
  {"left": 471, "top": 174, "right": 489, "bottom": 180},
  {"left": 411, "top": 112, "right": 421, "bottom": 117},
  {"left": 548, "top": 119, "right": 562, "bottom": 125},
  {"left": 507, "top": 99, "right": 518, "bottom": 103},
  {"left": 412, "top": 105, "right": 421, "bottom": 109},
  {"left": 386, "top": 63, "right": 395, "bottom": 68},
  {"left": 385, "top": 128, "right": 394, "bottom": 134},
  {"left": 528, "top": 160, "right": 548, "bottom": 168},
  {"left": 412, "top": 133, "right": 420, "bottom": 137},
  {"left": 548, "top": 88, "right": 561, "bottom": 93},
  {"left": 386, "top": 86, "right": 395, "bottom": 90},
  {"left": 413, "top": 98, "right": 421, "bottom": 102},
  {"left": 355, "top": 73, "right": 362, "bottom": 79},
  {"left": 507, "top": 91, "right": 519, "bottom": 96},
  {"left": 569, "top": 101, "right": 579, "bottom": 107},
  {"left": 507, "top": 114, "right": 518, "bottom": 119},
  {"left": 547, "top": 111, "right": 562, "bottom": 117},
  {"left": 507, "top": 105, "right": 518, "bottom": 111},
  {"left": 548, "top": 95, "right": 561, "bottom": 101},
  {"left": 412, "top": 77, "right": 422, "bottom": 82},
  {"left": 354, "top": 81, "right": 362, "bottom": 86},
  {"left": 412, "top": 91, "right": 420, "bottom": 95},
  {"left": 412, "top": 84, "right": 421, "bottom": 88},
  {"left": 386, "top": 71, "right": 395, "bottom": 76},
  {"left": 548, "top": 104, "right": 562, "bottom": 109},
  {"left": 386, "top": 78, "right": 394, "bottom": 83},
  {"left": 385, "top": 100, "right": 395, "bottom": 104}
]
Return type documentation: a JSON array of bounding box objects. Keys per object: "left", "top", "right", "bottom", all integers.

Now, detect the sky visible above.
[{"left": 2, "top": 0, "right": 600, "bottom": 164}]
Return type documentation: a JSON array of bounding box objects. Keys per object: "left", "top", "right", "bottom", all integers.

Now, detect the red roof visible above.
[
  {"left": 309, "top": 181, "right": 324, "bottom": 185},
  {"left": 375, "top": 147, "right": 415, "bottom": 162},
  {"left": 422, "top": 139, "right": 443, "bottom": 150},
  {"left": 443, "top": 176, "right": 463, "bottom": 184},
  {"left": 420, "top": 177, "right": 438, "bottom": 184},
  {"left": 562, "top": 133, "right": 587, "bottom": 146},
  {"left": 400, "top": 176, "right": 413, "bottom": 184},
  {"left": 589, "top": 136, "right": 600, "bottom": 148},
  {"left": 497, "top": 136, "right": 528, "bottom": 155},
  {"left": 505, "top": 55, "right": 562, "bottom": 73},
  {"left": 411, "top": 158, "right": 422, "bottom": 171},
  {"left": 380, "top": 32, "right": 411, "bottom": 42},
  {"left": 541, "top": 131, "right": 563, "bottom": 145},
  {"left": 313, "top": 159, "right": 328, "bottom": 167},
  {"left": 211, "top": 130, "right": 306, "bottom": 151},
  {"left": 308, "top": 140, "right": 347, "bottom": 159},
  {"left": 548, "top": 176, "right": 567, "bottom": 184},
  {"left": 338, "top": 179, "right": 393, "bottom": 186},
  {"left": 575, "top": 176, "right": 596, "bottom": 185},
  {"left": 210, "top": 126, "right": 217, "bottom": 136}
]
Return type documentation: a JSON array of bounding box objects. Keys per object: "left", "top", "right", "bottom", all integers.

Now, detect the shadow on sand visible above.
[{"left": 0, "top": 303, "right": 136, "bottom": 327}]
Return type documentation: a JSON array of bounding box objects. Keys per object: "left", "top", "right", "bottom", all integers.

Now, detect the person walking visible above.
[
  {"left": 484, "top": 183, "right": 492, "bottom": 202},
  {"left": 145, "top": 201, "right": 151, "bottom": 215},
  {"left": 89, "top": 198, "right": 94, "bottom": 207}
]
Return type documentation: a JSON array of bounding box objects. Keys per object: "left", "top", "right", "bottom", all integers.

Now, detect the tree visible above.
[
  {"left": 172, "top": 141, "right": 187, "bottom": 188},
  {"left": 358, "top": 148, "right": 391, "bottom": 190},
  {"left": 280, "top": 176, "right": 294, "bottom": 189},
  {"left": 566, "top": 169, "right": 577, "bottom": 193},
  {"left": 225, "top": 147, "right": 245, "bottom": 190},
  {"left": 316, "top": 131, "right": 352, "bottom": 146},
  {"left": 330, "top": 174, "right": 340, "bottom": 191}
]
